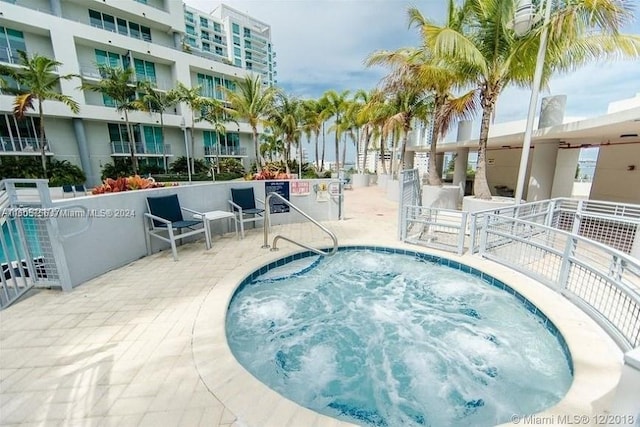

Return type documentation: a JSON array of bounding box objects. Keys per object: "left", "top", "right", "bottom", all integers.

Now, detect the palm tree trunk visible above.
[
  {"left": 320, "top": 122, "right": 326, "bottom": 172},
  {"left": 334, "top": 131, "right": 340, "bottom": 173},
  {"left": 299, "top": 137, "right": 303, "bottom": 177},
  {"left": 189, "top": 112, "right": 196, "bottom": 174},
  {"left": 314, "top": 132, "right": 320, "bottom": 171},
  {"left": 38, "top": 100, "right": 47, "bottom": 179},
  {"left": 380, "top": 133, "right": 388, "bottom": 175},
  {"left": 341, "top": 133, "right": 347, "bottom": 171},
  {"left": 398, "top": 124, "right": 410, "bottom": 173},
  {"left": 160, "top": 112, "right": 167, "bottom": 173},
  {"left": 427, "top": 122, "right": 442, "bottom": 186},
  {"left": 252, "top": 127, "right": 261, "bottom": 170},
  {"left": 123, "top": 109, "right": 138, "bottom": 174},
  {"left": 474, "top": 101, "right": 495, "bottom": 200},
  {"left": 362, "top": 126, "right": 371, "bottom": 173}
]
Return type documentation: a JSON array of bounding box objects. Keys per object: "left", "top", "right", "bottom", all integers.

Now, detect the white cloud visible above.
[{"left": 186, "top": 0, "right": 640, "bottom": 121}]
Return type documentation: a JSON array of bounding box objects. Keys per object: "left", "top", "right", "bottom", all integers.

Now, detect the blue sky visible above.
[{"left": 186, "top": 0, "right": 640, "bottom": 162}]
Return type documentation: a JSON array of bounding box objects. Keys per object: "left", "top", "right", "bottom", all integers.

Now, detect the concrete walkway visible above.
[{"left": 0, "top": 185, "right": 621, "bottom": 426}]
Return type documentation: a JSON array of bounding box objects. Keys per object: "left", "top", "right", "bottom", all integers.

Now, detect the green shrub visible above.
[
  {"left": 0, "top": 157, "right": 85, "bottom": 186},
  {"left": 169, "top": 156, "right": 208, "bottom": 174},
  {"left": 218, "top": 158, "right": 245, "bottom": 175}
]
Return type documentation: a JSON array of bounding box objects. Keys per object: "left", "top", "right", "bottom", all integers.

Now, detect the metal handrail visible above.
[{"left": 262, "top": 192, "right": 338, "bottom": 256}]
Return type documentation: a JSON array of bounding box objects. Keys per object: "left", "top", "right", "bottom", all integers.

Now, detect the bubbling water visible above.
[{"left": 226, "top": 250, "right": 572, "bottom": 427}]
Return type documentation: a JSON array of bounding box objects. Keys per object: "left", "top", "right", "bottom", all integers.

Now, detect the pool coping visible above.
[{"left": 192, "top": 240, "right": 623, "bottom": 427}]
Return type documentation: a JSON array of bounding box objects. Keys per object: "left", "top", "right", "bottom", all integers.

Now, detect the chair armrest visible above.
[
  {"left": 181, "top": 207, "right": 205, "bottom": 216},
  {"left": 228, "top": 199, "right": 243, "bottom": 213},
  {"left": 144, "top": 212, "right": 172, "bottom": 227}
]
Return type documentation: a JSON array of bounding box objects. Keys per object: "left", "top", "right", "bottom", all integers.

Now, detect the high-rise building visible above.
[{"left": 0, "top": 0, "right": 276, "bottom": 185}]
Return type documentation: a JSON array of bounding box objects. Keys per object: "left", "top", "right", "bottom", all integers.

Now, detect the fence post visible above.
[
  {"left": 457, "top": 211, "right": 467, "bottom": 255},
  {"left": 557, "top": 234, "right": 577, "bottom": 292},
  {"left": 479, "top": 214, "right": 490, "bottom": 256},
  {"left": 469, "top": 213, "right": 478, "bottom": 254}
]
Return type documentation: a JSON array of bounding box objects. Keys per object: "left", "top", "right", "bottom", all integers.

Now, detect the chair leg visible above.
[
  {"left": 239, "top": 217, "right": 245, "bottom": 240},
  {"left": 167, "top": 227, "right": 179, "bottom": 261},
  {"left": 145, "top": 230, "right": 152, "bottom": 256},
  {"left": 203, "top": 222, "right": 212, "bottom": 250}
]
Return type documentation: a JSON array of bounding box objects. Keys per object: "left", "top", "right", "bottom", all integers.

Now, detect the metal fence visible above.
[
  {"left": 478, "top": 213, "right": 640, "bottom": 351},
  {"left": 403, "top": 206, "right": 468, "bottom": 255},
  {"left": 0, "top": 179, "right": 90, "bottom": 309},
  {"left": 398, "top": 169, "right": 421, "bottom": 239}
]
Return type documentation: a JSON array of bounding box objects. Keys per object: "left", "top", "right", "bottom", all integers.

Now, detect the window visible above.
[
  {"left": 244, "top": 28, "right": 251, "bottom": 37},
  {"left": 88, "top": 10, "right": 151, "bottom": 42},
  {"left": 202, "top": 42, "right": 210, "bottom": 52},
  {"left": 245, "top": 41, "right": 252, "bottom": 50},
  {"left": 102, "top": 14, "right": 116, "bottom": 32},
  {"left": 134, "top": 59, "right": 156, "bottom": 85},
  {"left": 0, "top": 26, "right": 26, "bottom": 64},
  {"left": 214, "top": 34, "right": 223, "bottom": 44},
  {"left": 117, "top": 18, "right": 128, "bottom": 35},
  {"left": 232, "top": 23, "right": 239, "bottom": 34},
  {"left": 246, "top": 61, "right": 252, "bottom": 70},
  {"left": 0, "top": 114, "right": 43, "bottom": 150},
  {"left": 201, "top": 30, "right": 209, "bottom": 40},
  {"left": 234, "top": 58, "right": 241, "bottom": 67},
  {"left": 233, "top": 35, "right": 240, "bottom": 46},
  {"left": 95, "top": 49, "right": 130, "bottom": 69},
  {"left": 89, "top": 10, "right": 103, "bottom": 28},
  {"left": 200, "top": 17, "right": 208, "bottom": 28},
  {"left": 143, "top": 126, "right": 163, "bottom": 153},
  {"left": 187, "top": 37, "right": 197, "bottom": 47},
  {"left": 233, "top": 47, "right": 240, "bottom": 57},
  {"left": 134, "top": 0, "right": 148, "bottom": 4},
  {"left": 141, "top": 26, "right": 152, "bottom": 42},
  {"left": 245, "top": 51, "right": 252, "bottom": 60},
  {"left": 203, "top": 131, "right": 217, "bottom": 148},
  {"left": 185, "top": 11, "right": 194, "bottom": 23},
  {"left": 108, "top": 123, "right": 142, "bottom": 152},
  {"left": 213, "top": 22, "right": 221, "bottom": 32},
  {"left": 215, "top": 46, "right": 223, "bottom": 55},
  {"left": 186, "top": 24, "right": 196, "bottom": 36}
]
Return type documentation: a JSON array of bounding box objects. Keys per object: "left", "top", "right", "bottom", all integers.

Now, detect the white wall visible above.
[
  {"left": 551, "top": 149, "right": 580, "bottom": 198},
  {"left": 46, "top": 118, "right": 79, "bottom": 163},
  {"left": 53, "top": 180, "right": 340, "bottom": 287},
  {"left": 591, "top": 144, "right": 640, "bottom": 203},
  {"left": 485, "top": 148, "right": 531, "bottom": 195},
  {"left": 24, "top": 32, "right": 55, "bottom": 59}
]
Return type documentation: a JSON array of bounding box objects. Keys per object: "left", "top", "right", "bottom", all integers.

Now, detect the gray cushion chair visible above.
[{"left": 144, "top": 194, "right": 210, "bottom": 261}]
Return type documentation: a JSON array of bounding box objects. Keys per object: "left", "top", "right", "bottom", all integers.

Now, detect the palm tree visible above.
[
  {"left": 321, "top": 90, "right": 350, "bottom": 172},
  {"left": 300, "top": 99, "right": 326, "bottom": 171},
  {"left": 416, "top": 0, "right": 640, "bottom": 199},
  {"left": 260, "top": 132, "right": 284, "bottom": 162},
  {"left": 368, "top": 43, "right": 477, "bottom": 186},
  {"left": 224, "top": 75, "right": 276, "bottom": 170},
  {"left": 268, "top": 91, "right": 301, "bottom": 172},
  {"left": 201, "top": 98, "right": 236, "bottom": 173},
  {"left": 0, "top": 51, "right": 79, "bottom": 178},
  {"left": 82, "top": 65, "right": 140, "bottom": 174},
  {"left": 172, "top": 82, "right": 212, "bottom": 173},
  {"left": 133, "top": 81, "right": 178, "bottom": 172}
]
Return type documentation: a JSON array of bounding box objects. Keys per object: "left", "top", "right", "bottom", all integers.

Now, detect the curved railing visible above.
[
  {"left": 477, "top": 213, "right": 640, "bottom": 351},
  {"left": 262, "top": 192, "right": 338, "bottom": 257}
]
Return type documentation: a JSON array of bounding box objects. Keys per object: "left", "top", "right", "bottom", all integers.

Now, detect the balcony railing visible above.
[
  {"left": 204, "top": 146, "right": 247, "bottom": 157},
  {"left": 111, "top": 141, "right": 171, "bottom": 156},
  {"left": 0, "top": 137, "right": 52, "bottom": 154}
]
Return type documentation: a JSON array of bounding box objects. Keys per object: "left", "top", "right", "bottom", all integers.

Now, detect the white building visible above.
[{"left": 0, "top": 0, "right": 276, "bottom": 185}]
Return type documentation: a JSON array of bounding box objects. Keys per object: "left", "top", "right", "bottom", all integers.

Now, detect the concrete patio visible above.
[{"left": 0, "top": 185, "right": 622, "bottom": 426}]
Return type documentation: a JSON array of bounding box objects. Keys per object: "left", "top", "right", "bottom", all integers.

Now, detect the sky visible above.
[{"left": 185, "top": 0, "right": 640, "bottom": 162}]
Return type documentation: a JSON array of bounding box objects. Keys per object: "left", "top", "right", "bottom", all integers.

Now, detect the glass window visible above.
[
  {"left": 245, "top": 51, "right": 252, "bottom": 60},
  {"left": 129, "top": 22, "right": 140, "bottom": 39},
  {"left": 233, "top": 35, "right": 240, "bottom": 46},
  {"left": 103, "top": 94, "right": 116, "bottom": 107},
  {"left": 202, "top": 42, "right": 210, "bottom": 52},
  {"left": 232, "top": 23, "right": 239, "bottom": 34},
  {"left": 201, "top": 30, "right": 209, "bottom": 40},
  {"left": 226, "top": 132, "right": 239, "bottom": 148},
  {"left": 89, "top": 10, "right": 103, "bottom": 28},
  {"left": 214, "top": 34, "right": 222, "bottom": 44},
  {"left": 186, "top": 24, "right": 195, "bottom": 36},
  {"left": 134, "top": 58, "right": 156, "bottom": 84},
  {"left": 187, "top": 37, "right": 197, "bottom": 47},
  {"left": 200, "top": 17, "right": 208, "bottom": 28},
  {"left": 213, "top": 22, "right": 221, "bottom": 32},
  {"left": 117, "top": 18, "right": 128, "bottom": 35},
  {"left": 102, "top": 14, "right": 116, "bottom": 32},
  {"left": 203, "top": 131, "right": 217, "bottom": 147},
  {"left": 141, "top": 26, "right": 152, "bottom": 42},
  {"left": 233, "top": 47, "right": 240, "bottom": 57},
  {"left": 0, "top": 27, "right": 25, "bottom": 64},
  {"left": 246, "top": 62, "right": 252, "bottom": 70},
  {"left": 244, "top": 28, "right": 251, "bottom": 37},
  {"left": 234, "top": 58, "right": 241, "bottom": 67},
  {"left": 214, "top": 46, "right": 223, "bottom": 55},
  {"left": 245, "top": 41, "right": 252, "bottom": 49}
]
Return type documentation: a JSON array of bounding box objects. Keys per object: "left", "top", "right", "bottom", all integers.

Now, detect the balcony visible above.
[
  {"left": 111, "top": 141, "right": 172, "bottom": 156},
  {"left": 204, "top": 146, "right": 247, "bottom": 157},
  {"left": 0, "top": 137, "right": 53, "bottom": 155}
]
